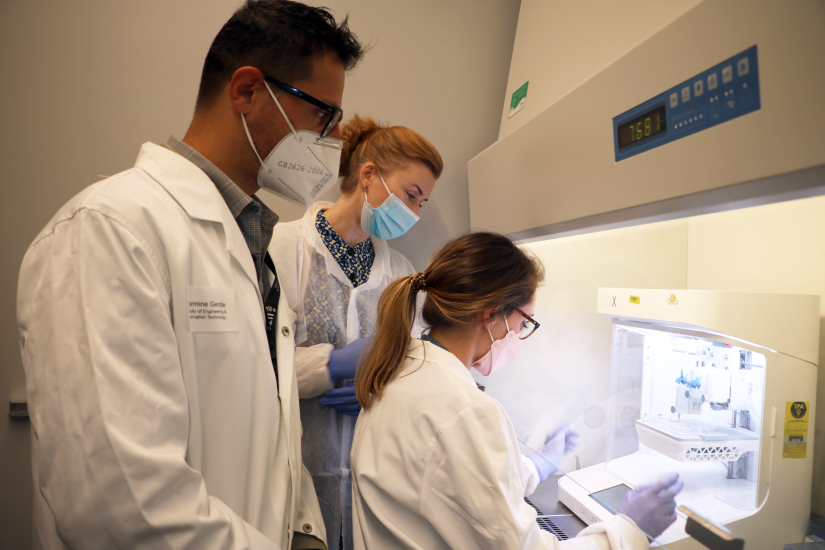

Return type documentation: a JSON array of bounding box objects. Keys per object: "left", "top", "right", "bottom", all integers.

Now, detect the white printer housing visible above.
[{"left": 558, "top": 288, "right": 819, "bottom": 548}]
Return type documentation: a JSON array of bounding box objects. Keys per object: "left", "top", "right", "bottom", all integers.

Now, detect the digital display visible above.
[{"left": 617, "top": 105, "right": 666, "bottom": 149}]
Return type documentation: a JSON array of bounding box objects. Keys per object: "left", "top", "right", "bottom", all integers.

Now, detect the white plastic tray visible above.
[{"left": 636, "top": 419, "right": 760, "bottom": 462}]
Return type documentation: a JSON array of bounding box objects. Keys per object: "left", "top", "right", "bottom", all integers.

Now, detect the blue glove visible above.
[
  {"left": 618, "top": 472, "right": 684, "bottom": 539},
  {"left": 319, "top": 383, "right": 361, "bottom": 416},
  {"left": 328, "top": 337, "right": 371, "bottom": 383},
  {"left": 527, "top": 425, "right": 580, "bottom": 483}
]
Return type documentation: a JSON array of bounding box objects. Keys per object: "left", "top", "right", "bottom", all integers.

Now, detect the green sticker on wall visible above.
[{"left": 508, "top": 81, "right": 529, "bottom": 119}]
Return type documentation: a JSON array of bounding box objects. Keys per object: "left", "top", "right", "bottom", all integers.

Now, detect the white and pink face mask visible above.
[{"left": 471, "top": 317, "right": 522, "bottom": 376}]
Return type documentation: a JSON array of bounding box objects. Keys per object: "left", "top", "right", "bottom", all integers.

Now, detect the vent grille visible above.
[
  {"left": 525, "top": 497, "right": 569, "bottom": 540},
  {"left": 535, "top": 517, "right": 569, "bottom": 540},
  {"left": 524, "top": 497, "right": 542, "bottom": 514}
]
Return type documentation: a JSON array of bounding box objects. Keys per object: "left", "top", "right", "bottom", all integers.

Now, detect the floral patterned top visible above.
[{"left": 315, "top": 209, "right": 375, "bottom": 288}]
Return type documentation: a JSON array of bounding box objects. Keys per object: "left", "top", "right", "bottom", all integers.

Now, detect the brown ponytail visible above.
[
  {"left": 356, "top": 232, "right": 545, "bottom": 409},
  {"left": 338, "top": 114, "right": 443, "bottom": 194},
  {"left": 355, "top": 274, "right": 420, "bottom": 408}
]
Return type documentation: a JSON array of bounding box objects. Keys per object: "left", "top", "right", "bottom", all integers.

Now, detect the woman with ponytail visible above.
[
  {"left": 351, "top": 232, "right": 683, "bottom": 550},
  {"left": 268, "top": 115, "right": 442, "bottom": 550}
]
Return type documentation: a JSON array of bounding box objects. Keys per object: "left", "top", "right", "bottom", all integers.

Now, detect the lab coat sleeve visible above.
[
  {"left": 419, "top": 402, "right": 648, "bottom": 550},
  {"left": 295, "top": 344, "right": 335, "bottom": 398},
  {"left": 520, "top": 453, "right": 541, "bottom": 497},
  {"left": 18, "top": 208, "right": 280, "bottom": 550}
]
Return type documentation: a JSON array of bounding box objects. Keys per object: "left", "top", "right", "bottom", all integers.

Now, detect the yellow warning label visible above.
[
  {"left": 629, "top": 295, "right": 641, "bottom": 304},
  {"left": 782, "top": 401, "right": 809, "bottom": 458}
]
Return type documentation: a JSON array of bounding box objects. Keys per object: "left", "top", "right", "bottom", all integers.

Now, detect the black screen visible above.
[{"left": 618, "top": 105, "right": 667, "bottom": 149}]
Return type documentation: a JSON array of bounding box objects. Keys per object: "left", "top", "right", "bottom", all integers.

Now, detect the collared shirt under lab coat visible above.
[
  {"left": 350, "top": 339, "right": 649, "bottom": 550},
  {"left": 17, "top": 143, "right": 325, "bottom": 550}
]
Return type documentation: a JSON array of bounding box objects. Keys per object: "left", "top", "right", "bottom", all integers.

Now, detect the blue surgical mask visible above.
[{"left": 360, "top": 171, "right": 420, "bottom": 240}]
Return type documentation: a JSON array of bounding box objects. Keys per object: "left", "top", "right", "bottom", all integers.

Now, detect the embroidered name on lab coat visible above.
[{"left": 187, "top": 286, "right": 239, "bottom": 332}]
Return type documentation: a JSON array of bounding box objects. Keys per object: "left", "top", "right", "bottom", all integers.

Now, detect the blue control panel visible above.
[{"left": 614, "top": 46, "right": 760, "bottom": 162}]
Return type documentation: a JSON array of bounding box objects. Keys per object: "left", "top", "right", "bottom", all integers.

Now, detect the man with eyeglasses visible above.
[{"left": 17, "top": 1, "right": 363, "bottom": 549}]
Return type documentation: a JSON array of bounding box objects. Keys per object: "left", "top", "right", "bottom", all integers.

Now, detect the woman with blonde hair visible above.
[
  {"left": 351, "top": 232, "right": 683, "bottom": 550},
  {"left": 268, "top": 115, "right": 442, "bottom": 550}
]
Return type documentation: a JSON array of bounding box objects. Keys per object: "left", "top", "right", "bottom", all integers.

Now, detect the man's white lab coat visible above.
[
  {"left": 17, "top": 143, "right": 325, "bottom": 549},
  {"left": 350, "top": 339, "right": 648, "bottom": 550}
]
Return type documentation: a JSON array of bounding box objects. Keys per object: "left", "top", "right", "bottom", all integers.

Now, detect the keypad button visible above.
[{"left": 722, "top": 65, "right": 733, "bottom": 84}]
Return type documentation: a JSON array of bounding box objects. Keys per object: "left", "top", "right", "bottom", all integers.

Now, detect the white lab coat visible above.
[
  {"left": 17, "top": 143, "right": 325, "bottom": 550},
  {"left": 350, "top": 339, "right": 649, "bottom": 550},
  {"left": 268, "top": 201, "right": 415, "bottom": 550},
  {"left": 269, "top": 201, "right": 415, "bottom": 397}
]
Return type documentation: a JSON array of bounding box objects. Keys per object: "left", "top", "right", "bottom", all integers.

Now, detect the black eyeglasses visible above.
[
  {"left": 515, "top": 308, "right": 540, "bottom": 340},
  {"left": 263, "top": 75, "right": 343, "bottom": 139}
]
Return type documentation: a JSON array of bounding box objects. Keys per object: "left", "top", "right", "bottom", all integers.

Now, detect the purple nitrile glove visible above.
[
  {"left": 527, "top": 424, "right": 580, "bottom": 483},
  {"left": 618, "top": 472, "right": 684, "bottom": 539},
  {"left": 328, "top": 337, "right": 371, "bottom": 383},
  {"left": 319, "top": 382, "right": 361, "bottom": 416}
]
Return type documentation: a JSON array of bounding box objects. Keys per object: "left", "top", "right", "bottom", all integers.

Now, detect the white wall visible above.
[
  {"left": 0, "top": 1, "right": 520, "bottom": 546},
  {"left": 497, "top": 0, "right": 702, "bottom": 139}
]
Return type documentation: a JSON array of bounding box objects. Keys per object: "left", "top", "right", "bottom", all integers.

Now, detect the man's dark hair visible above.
[{"left": 196, "top": 0, "right": 365, "bottom": 108}]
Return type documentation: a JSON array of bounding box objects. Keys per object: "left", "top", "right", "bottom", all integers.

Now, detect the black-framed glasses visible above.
[
  {"left": 263, "top": 75, "right": 343, "bottom": 138},
  {"left": 515, "top": 308, "right": 540, "bottom": 340}
]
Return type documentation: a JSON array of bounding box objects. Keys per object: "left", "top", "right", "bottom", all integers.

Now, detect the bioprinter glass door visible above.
[{"left": 604, "top": 320, "right": 767, "bottom": 525}]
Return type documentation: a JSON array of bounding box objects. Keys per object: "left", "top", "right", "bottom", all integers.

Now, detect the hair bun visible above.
[{"left": 339, "top": 114, "right": 387, "bottom": 176}]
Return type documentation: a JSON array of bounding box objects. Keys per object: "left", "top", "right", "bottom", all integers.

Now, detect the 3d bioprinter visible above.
[{"left": 559, "top": 288, "right": 819, "bottom": 549}]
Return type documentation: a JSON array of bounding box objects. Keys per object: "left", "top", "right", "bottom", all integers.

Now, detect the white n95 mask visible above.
[
  {"left": 242, "top": 81, "right": 342, "bottom": 206},
  {"left": 361, "top": 171, "right": 420, "bottom": 240}
]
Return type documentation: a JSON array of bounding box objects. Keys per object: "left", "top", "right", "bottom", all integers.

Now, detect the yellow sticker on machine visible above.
[
  {"left": 629, "top": 295, "right": 640, "bottom": 304},
  {"left": 782, "top": 401, "right": 809, "bottom": 458}
]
